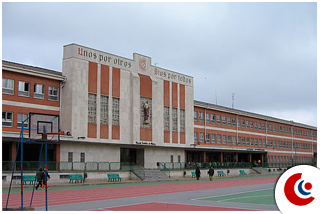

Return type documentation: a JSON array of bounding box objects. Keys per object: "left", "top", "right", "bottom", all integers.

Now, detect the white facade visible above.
[{"left": 61, "top": 44, "right": 194, "bottom": 168}]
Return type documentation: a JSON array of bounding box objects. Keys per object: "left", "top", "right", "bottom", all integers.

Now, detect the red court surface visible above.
[
  {"left": 94, "top": 202, "right": 253, "bottom": 211},
  {"left": 3, "top": 176, "right": 278, "bottom": 210}
]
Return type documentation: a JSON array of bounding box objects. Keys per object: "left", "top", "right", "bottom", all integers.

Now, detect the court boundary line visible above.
[
  {"left": 192, "top": 187, "right": 274, "bottom": 201},
  {"left": 216, "top": 194, "right": 274, "bottom": 202}
]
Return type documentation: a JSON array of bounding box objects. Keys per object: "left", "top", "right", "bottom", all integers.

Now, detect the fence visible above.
[{"left": 2, "top": 161, "right": 133, "bottom": 172}]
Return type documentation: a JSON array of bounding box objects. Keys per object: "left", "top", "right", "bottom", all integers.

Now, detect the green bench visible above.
[
  {"left": 23, "top": 175, "right": 36, "bottom": 185},
  {"left": 239, "top": 170, "right": 247, "bottom": 175},
  {"left": 68, "top": 174, "right": 85, "bottom": 183},
  {"left": 191, "top": 172, "right": 196, "bottom": 178},
  {"left": 217, "top": 171, "right": 226, "bottom": 176},
  {"left": 107, "top": 174, "right": 122, "bottom": 182}
]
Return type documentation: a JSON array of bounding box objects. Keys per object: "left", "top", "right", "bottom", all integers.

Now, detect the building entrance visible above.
[{"left": 120, "top": 148, "right": 144, "bottom": 167}]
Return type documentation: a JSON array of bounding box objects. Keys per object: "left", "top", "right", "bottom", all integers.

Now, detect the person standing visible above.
[
  {"left": 35, "top": 168, "right": 44, "bottom": 190},
  {"left": 208, "top": 166, "right": 214, "bottom": 181},
  {"left": 195, "top": 166, "right": 201, "bottom": 180}
]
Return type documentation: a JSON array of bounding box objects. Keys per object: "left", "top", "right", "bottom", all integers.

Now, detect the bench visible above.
[
  {"left": 239, "top": 170, "right": 247, "bottom": 175},
  {"left": 217, "top": 171, "right": 226, "bottom": 176},
  {"left": 68, "top": 174, "right": 85, "bottom": 183},
  {"left": 107, "top": 174, "right": 122, "bottom": 182},
  {"left": 23, "top": 175, "right": 36, "bottom": 185},
  {"left": 191, "top": 172, "right": 196, "bottom": 178}
]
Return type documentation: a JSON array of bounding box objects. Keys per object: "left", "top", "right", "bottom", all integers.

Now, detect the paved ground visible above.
[{"left": 2, "top": 174, "right": 280, "bottom": 211}]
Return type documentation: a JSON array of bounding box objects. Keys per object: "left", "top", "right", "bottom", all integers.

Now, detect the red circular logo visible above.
[{"left": 140, "top": 59, "right": 147, "bottom": 71}]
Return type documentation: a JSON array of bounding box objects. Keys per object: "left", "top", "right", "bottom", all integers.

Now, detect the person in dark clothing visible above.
[
  {"left": 195, "top": 166, "right": 201, "bottom": 180},
  {"left": 35, "top": 168, "right": 50, "bottom": 190},
  {"left": 208, "top": 166, "right": 214, "bottom": 181},
  {"left": 35, "top": 168, "right": 44, "bottom": 190}
]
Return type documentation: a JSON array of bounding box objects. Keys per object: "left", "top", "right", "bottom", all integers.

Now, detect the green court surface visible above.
[{"left": 198, "top": 188, "right": 276, "bottom": 206}]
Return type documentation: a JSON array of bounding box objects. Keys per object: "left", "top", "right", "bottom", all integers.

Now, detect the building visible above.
[
  {"left": 192, "top": 101, "right": 317, "bottom": 166},
  {"left": 2, "top": 44, "right": 317, "bottom": 170},
  {"left": 2, "top": 60, "right": 65, "bottom": 164}
]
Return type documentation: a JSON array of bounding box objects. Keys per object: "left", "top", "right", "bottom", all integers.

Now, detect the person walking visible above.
[
  {"left": 35, "top": 168, "right": 44, "bottom": 190},
  {"left": 208, "top": 166, "right": 214, "bottom": 181},
  {"left": 195, "top": 166, "right": 201, "bottom": 180}
]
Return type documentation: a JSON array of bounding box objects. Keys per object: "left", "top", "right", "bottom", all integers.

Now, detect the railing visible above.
[
  {"left": 158, "top": 162, "right": 170, "bottom": 178},
  {"left": 130, "top": 163, "right": 145, "bottom": 180},
  {"left": 2, "top": 161, "right": 133, "bottom": 172}
]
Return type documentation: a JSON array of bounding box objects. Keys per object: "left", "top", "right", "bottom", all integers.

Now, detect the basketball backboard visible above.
[{"left": 28, "top": 113, "right": 60, "bottom": 142}]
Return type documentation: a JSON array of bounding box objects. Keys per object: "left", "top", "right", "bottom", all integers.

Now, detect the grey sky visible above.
[{"left": 2, "top": 2, "right": 317, "bottom": 126}]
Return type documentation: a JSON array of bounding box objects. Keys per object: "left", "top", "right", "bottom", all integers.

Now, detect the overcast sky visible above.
[{"left": 2, "top": 2, "right": 317, "bottom": 127}]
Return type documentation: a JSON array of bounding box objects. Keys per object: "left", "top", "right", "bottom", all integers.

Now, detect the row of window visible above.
[
  {"left": 68, "top": 152, "right": 85, "bottom": 162},
  {"left": 164, "top": 107, "right": 185, "bottom": 132},
  {"left": 194, "top": 111, "right": 316, "bottom": 138},
  {"left": 268, "top": 155, "right": 313, "bottom": 164},
  {"left": 88, "top": 94, "right": 120, "bottom": 126},
  {"left": 3, "top": 78, "right": 59, "bottom": 101},
  {"left": 2, "top": 112, "right": 29, "bottom": 128},
  {"left": 194, "top": 132, "right": 317, "bottom": 151}
]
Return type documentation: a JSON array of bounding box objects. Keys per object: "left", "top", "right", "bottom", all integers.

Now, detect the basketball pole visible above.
[{"left": 20, "top": 128, "right": 24, "bottom": 211}]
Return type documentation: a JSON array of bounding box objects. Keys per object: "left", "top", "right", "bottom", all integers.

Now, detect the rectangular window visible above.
[
  {"left": 2, "top": 112, "right": 13, "bottom": 127},
  {"left": 206, "top": 113, "right": 210, "bottom": 123},
  {"left": 223, "top": 135, "right": 227, "bottom": 144},
  {"left": 19, "top": 81, "right": 30, "bottom": 97},
  {"left": 255, "top": 138, "right": 258, "bottom": 146},
  {"left": 34, "top": 84, "right": 45, "bottom": 99},
  {"left": 68, "top": 152, "right": 73, "bottom": 162},
  {"left": 237, "top": 118, "right": 240, "bottom": 127},
  {"left": 80, "top": 153, "right": 85, "bottom": 162},
  {"left": 246, "top": 120, "right": 250, "bottom": 128},
  {"left": 217, "top": 115, "right": 221, "bottom": 124},
  {"left": 255, "top": 122, "right": 257, "bottom": 129},
  {"left": 228, "top": 135, "right": 232, "bottom": 145},
  {"left": 194, "top": 111, "right": 198, "bottom": 121},
  {"left": 242, "top": 119, "right": 245, "bottom": 128},
  {"left": 233, "top": 136, "right": 236, "bottom": 145},
  {"left": 259, "top": 122, "right": 262, "bottom": 130},
  {"left": 227, "top": 117, "right": 231, "bottom": 126},
  {"left": 222, "top": 116, "right": 226, "bottom": 125},
  {"left": 171, "top": 155, "right": 174, "bottom": 163},
  {"left": 211, "top": 134, "right": 216, "bottom": 143},
  {"left": 217, "top": 134, "right": 221, "bottom": 144},
  {"left": 113, "top": 97, "right": 120, "bottom": 126},
  {"left": 242, "top": 137, "right": 246, "bottom": 146},
  {"left": 180, "top": 109, "right": 185, "bottom": 133},
  {"left": 88, "top": 93, "right": 97, "bottom": 124},
  {"left": 199, "top": 133, "right": 204, "bottom": 143},
  {"left": 205, "top": 133, "right": 210, "bottom": 143},
  {"left": 172, "top": 108, "right": 178, "bottom": 132},
  {"left": 232, "top": 118, "right": 236, "bottom": 126},
  {"left": 17, "top": 113, "right": 28, "bottom": 128},
  {"left": 164, "top": 107, "right": 170, "bottom": 131},
  {"left": 178, "top": 155, "right": 181, "bottom": 163},
  {"left": 247, "top": 137, "right": 250, "bottom": 146},
  {"left": 2, "top": 78, "right": 14, "bottom": 95},
  {"left": 211, "top": 114, "right": 215, "bottom": 123},
  {"left": 194, "top": 132, "right": 198, "bottom": 142},
  {"left": 48, "top": 86, "right": 59, "bottom": 101},
  {"left": 100, "top": 95, "right": 108, "bottom": 125},
  {"left": 238, "top": 136, "right": 241, "bottom": 145},
  {"left": 199, "top": 112, "right": 204, "bottom": 122}
]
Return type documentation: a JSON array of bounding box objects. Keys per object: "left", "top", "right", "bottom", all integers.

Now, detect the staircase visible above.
[{"left": 143, "top": 169, "right": 170, "bottom": 181}]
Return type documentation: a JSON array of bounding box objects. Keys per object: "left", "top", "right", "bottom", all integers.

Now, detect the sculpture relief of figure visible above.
[{"left": 143, "top": 101, "right": 150, "bottom": 124}]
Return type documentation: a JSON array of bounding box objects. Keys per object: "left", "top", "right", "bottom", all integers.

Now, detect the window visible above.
[
  {"left": 19, "top": 81, "right": 30, "bottom": 97},
  {"left": 172, "top": 108, "right": 178, "bottom": 132},
  {"left": 88, "top": 93, "right": 97, "bottom": 123},
  {"left": 100, "top": 95, "right": 108, "bottom": 125},
  {"left": 48, "top": 86, "right": 59, "bottom": 101},
  {"left": 164, "top": 107, "right": 170, "bottom": 131},
  {"left": 112, "top": 97, "right": 120, "bottom": 126},
  {"left": 242, "top": 137, "right": 246, "bottom": 146},
  {"left": 242, "top": 119, "right": 245, "bottom": 128},
  {"left": 217, "top": 115, "right": 221, "bottom": 124},
  {"left": 217, "top": 134, "right": 221, "bottom": 144},
  {"left": 223, "top": 135, "right": 227, "bottom": 144},
  {"left": 200, "top": 133, "right": 204, "bottom": 143},
  {"left": 206, "top": 113, "right": 210, "bottom": 123},
  {"left": 232, "top": 118, "right": 236, "bottom": 126},
  {"left": 34, "top": 84, "right": 45, "bottom": 99},
  {"left": 259, "top": 123, "right": 261, "bottom": 130},
  {"left": 199, "top": 112, "right": 204, "bottom": 122},
  {"left": 222, "top": 116, "right": 226, "bottom": 125},
  {"left": 237, "top": 118, "right": 240, "bottom": 127},
  {"left": 211, "top": 134, "right": 216, "bottom": 143},
  {"left": 255, "top": 122, "right": 257, "bottom": 129},
  {"left": 178, "top": 155, "right": 181, "bottom": 163},
  {"left": 80, "top": 153, "right": 85, "bottom": 162},
  {"left": 68, "top": 152, "right": 73, "bottom": 162},
  {"left": 17, "top": 113, "right": 28, "bottom": 128},
  {"left": 2, "top": 112, "right": 13, "bottom": 127},
  {"left": 180, "top": 109, "right": 185, "bottom": 132},
  {"left": 228, "top": 136, "right": 232, "bottom": 145},
  {"left": 171, "top": 155, "right": 174, "bottom": 163},
  {"left": 194, "top": 132, "right": 198, "bottom": 142},
  {"left": 227, "top": 117, "right": 231, "bottom": 126},
  {"left": 246, "top": 120, "right": 249, "bottom": 128},
  {"left": 233, "top": 136, "right": 236, "bottom": 145},
  {"left": 205, "top": 133, "right": 210, "bottom": 143},
  {"left": 211, "top": 114, "right": 215, "bottom": 123},
  {"left": 2, "top": 78, "right": 14, "bottom": 95},
  {"left": 194, "top": 111, "right": 198, "bottom": 121}
]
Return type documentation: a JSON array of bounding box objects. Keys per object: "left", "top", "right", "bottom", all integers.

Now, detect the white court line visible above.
[
  {"left": 192, "top": 187, "right": 274, "bottom": 201},
  {"left": 217, "top": 194, "right": 274, "bottom": 202}
]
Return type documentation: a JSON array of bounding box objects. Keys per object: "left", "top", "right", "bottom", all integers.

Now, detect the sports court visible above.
[{"left": 2, "top": 174, "right": 279, "bottom": 211}]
